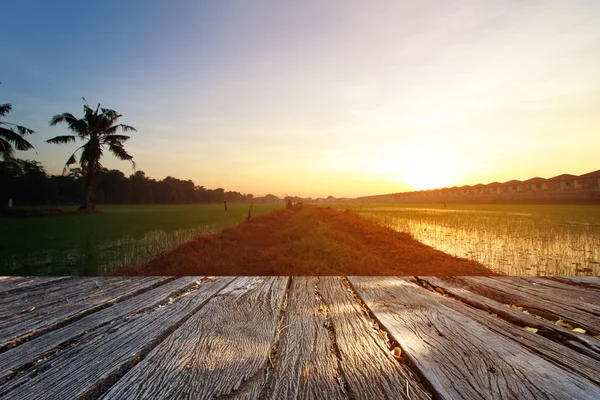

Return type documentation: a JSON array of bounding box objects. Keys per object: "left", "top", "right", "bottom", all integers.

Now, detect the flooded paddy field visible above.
[{"left": 350, "top": 204, "right": 600, "bottom": 275}]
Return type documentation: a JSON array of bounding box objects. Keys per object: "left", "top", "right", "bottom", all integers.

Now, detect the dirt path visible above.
[{"left": 114, "top": 206, "right": 497, "bottom": 276}]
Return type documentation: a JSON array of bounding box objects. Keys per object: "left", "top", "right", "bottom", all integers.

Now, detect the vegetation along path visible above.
[{"left": 115, "top": 206, "right": 495, "bottom": 275}]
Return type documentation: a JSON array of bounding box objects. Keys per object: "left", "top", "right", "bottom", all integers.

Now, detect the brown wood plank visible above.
[
  {"left": 101, "top": 277, "right": 289, "bottom": 400},
  {"left": 0, "top": 277, "right": 73, "bottom": 294},
  {"left": 418, "top": 277, "right": 600, "bottom": 359},
  {"left": 547, "top": 276, "right": 600, "bottom": 290},
  {"left": 0, "top": 276, "right": 171, "bottom": 351},
  {"left": 447, "top": 276, "right": 600, "bottom": 335},
  {"left": 0, "top": 276, "right": 205, "bottom": 384},
  {"left": 416, "top": 277, "right": 600, "bottom": 385},
  {"left": 348, "top": 276, "right": 600, "bottom": 400},
  {"left": 0, "top": 277, "right": 234, "bottom": 400},
  {"left": 266, "top": 277, "right": 430, "bottom": 399}
]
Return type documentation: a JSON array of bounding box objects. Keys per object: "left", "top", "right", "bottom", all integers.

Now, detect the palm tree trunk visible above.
[{"left": 81, "top": 164, "right": 95, "bottom": 210}]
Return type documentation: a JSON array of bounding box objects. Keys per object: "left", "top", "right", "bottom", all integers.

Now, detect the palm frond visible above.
[
  {"left": 62, "top": 149, "right": 81, "bottom": 175},
  {"left": 0, "top": 138, "right": 15, "bottom": 159},
  {"left": 46, "top": 135, "right": 77, "bottom": 144},
  {"left": 100, "top": 108, "right": 122, "bottom": 121},
  {"left": 17, "top": 125, "right": 36, "bottom": 136},
  {"left": 102, "top": 134, "right": 130, "bottom": 144},
  {"left": 104, "top": 124, "right": 137, "bottom": 135},
  {"left": 108, "top": 143, "right": 136, "bottom": 169},
  {"left": 49, "top": 112, "right": 77, "bottom": 126},
  {"left": 0, "top": 127, "right": 34, "bottom": 150},
  {"left": 0, "top": 104, "right": 11, "bottom": 117}
]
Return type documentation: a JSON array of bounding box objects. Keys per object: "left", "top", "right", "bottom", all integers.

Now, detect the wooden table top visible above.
[{"left": 0, "top": 275, "right": 598, "bottom": 399}]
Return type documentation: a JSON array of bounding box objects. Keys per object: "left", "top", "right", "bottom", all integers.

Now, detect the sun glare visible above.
[{"left": 363, "top": 146, "right": 463, "bottom": 191}]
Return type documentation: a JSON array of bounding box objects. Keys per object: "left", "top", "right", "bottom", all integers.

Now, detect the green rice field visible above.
[
  {"left": 0, "top": 204, "right": 282, "bottom": 276},
  {"left": 349, "top": 204, "right": 600, "bottom": 276}
]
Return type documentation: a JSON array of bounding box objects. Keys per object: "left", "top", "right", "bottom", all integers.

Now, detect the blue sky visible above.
[{"left": 2, "top": 0, "right": 600, "bottom": 197}]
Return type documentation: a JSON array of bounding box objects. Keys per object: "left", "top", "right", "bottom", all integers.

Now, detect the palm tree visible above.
[
  {"left": 0, "top": 103, "right": 36, "bottom": 160},
  {"left": 47, "top": 99, "right": 137, "bottom": 209}
]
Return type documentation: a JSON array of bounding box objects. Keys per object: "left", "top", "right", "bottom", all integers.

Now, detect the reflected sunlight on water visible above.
[{"left": 356, "top": 205, "right": 600, "bottom": 276}]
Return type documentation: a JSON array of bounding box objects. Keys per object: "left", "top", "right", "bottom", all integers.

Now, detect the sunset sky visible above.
[{"left": 2, "top": 0, "right": 600, "bottom": 198}]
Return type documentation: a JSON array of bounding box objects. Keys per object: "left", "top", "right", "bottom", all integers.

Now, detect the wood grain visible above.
[
  {"left": 447, "top": 276, "right": 600, "bottom": 335},
  {"left": 0, "top": 276, "right": 204, "bottom": 384},
  {"left": 0, "top": 276, "right": 171, "bottom": 351},
  {"left": 546, "top": 276, "right": 600, "bottom": 290},
  {"left": 101, "top": 277, "right": 289, "bottom": 400},
  {"left": 419, "top": 276, "right": 600, "bottom": 358},
  {"left": 317, "top": 277, "right": 431, "bottom": 400},
  {"left": 0, "top": 277, "right": 73, "bottom": 294},
  {"left": 348, "top": 276, "right": 600, "bottom": 400},
  {"left": 0, "top": 277, "right": 233, "bottom": 400},
  {"left": 417, "top": 277, "right": 600, "bottom": 385}
]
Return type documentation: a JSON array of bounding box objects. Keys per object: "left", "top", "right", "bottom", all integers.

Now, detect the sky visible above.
[{"left": 2, "top": 0, "right": 600, "bottom": 198}]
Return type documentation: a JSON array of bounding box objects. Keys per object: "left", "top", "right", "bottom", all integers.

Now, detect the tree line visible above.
[
  {"left": 1, "top": 93, "right": 262, "bottom": 207},
  {"left": 1, "top": 159, "right": 256, "bottom": 206}
]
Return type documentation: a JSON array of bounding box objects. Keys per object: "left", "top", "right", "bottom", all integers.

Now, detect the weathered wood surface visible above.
[
  {"left": 0, "top": 276, "right": 598, "bottom": 400},
  {"left": 417, "top": 277, "right": 600, "bottom": 385},
  {"left": 265, "top": 277, "right": 430, "bottom": 400},
  {"left": 0, "top": 276, "right": 205, "bottom": 383},
  {"left": 418, "top": 276, "right": 600, "bottom": 358},
  {"left": 547, "top": 276, "right": 600, "bottom": 290},
  {"left": 0, "top": 277, "right": 233, "bottom": 400},
  {"left": 348, "top": 276, "right": 600, "bottom": 400},
  {"left": 0, "top": 276, "right": 170, "bottom": 351},
  {"left": 101, "top": 277, "right": 288, "bottom": 400},
  {"left": 0, "top": 276, "right": 73, "bottom": 294},
  {"left": 445, "top": 276, "right": 600, "bottom": 335}
]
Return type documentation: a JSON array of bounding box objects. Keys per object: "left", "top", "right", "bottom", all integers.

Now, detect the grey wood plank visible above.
[
  {"left": 417, "top": 277, "right": 600, "bottom": 385},
  {"left": 418, "top": 276, "right": 600, "bottom": 359},
  {"left": 317, "top": 277, "right": 431, "bottom": 400},
  {"left": 0, "top": 277, "right": 234, "bottom": 400},
  {"left": 265, "top": 276, "right": 347, "bottom": 400},
  {"left": 0, "top": 276, "right": 205, "bottom": 384},
  {"left": 266, "top": 277, "right": 430, "bottom": 400},
  {"left": 0, "top": 276, "right": 171, "bottom": 351},
  {"left": 101, "top": 277, "right": 289, "bottom": 400},
  {"left": 546, "top": 276, "right": 600, "bottom": 290},
  {"left": 448, "top": 276, "right": 600, "bottom": 335},
  {"left": 0, "top": 277, "right": 73, "bottom": 294},
  {"left": 348, "top": 276, "right": 600, "bottom": 400}
]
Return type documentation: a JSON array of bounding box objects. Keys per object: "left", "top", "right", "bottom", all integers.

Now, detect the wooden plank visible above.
[
  {"left": 496, "top": 276, "right": 600, "bottom": 308},
  {"left": 416, "top": 277, "right": 600, "bottom": 385},
  {"left": 0, "top": 277, "right": 234, "bottom": 400},
  {"left": 265, "top": 276, "right": 346, "bottom": 400},
  {"left": 317, "top": 277, "right": 431, "bottom": 399},
  {"left": 0, "top": 276, "right": 171, "bottom": 351},
  {"left": 447, "top": 277, "right": 600, "bottom": 335},
  {"left": 348, "top": 276, "right": 600, "bottom": 400},
  {"left": 265, "top": 277, "right": 430, "bottom": 399},
  {"left": 546, "top": 276, "right": 600, "bottom": 290},
  {"left": 418, "top": 277, "right": 600, "bottom": 359},
  {"left": 0, "top": 277, "right": 73, "bottom": 294},
  {"left": 0, "top": 276, "right": 205, "bottom": 384},
  {"left": 101, "top": 277, "right": 289, "bottom": 400}
]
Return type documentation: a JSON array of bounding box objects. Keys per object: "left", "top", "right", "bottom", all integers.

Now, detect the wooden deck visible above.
[{"left": 0, "top": 276, "right": 598, "bottom": 399}]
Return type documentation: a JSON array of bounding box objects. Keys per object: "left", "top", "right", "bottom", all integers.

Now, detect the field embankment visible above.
[{"left": 115, "top": 206, "right": 495, "bottom": 275}]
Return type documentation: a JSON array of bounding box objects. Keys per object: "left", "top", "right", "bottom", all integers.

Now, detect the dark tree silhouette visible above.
[
  {"left": 0, "top": 103, "right": 36, "bottom": 160},
  {"left": 47, "top": 99, "right": 137, "bottom": 209}
]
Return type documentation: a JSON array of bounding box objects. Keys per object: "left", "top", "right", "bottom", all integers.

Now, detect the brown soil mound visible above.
[{"left": 114, "top": 206, "right": 496, "bottom": 276}]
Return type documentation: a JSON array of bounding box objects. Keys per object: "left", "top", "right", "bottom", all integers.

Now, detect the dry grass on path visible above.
[{"left": 113, "top": 206, "right": 496, "bottom": 276}]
